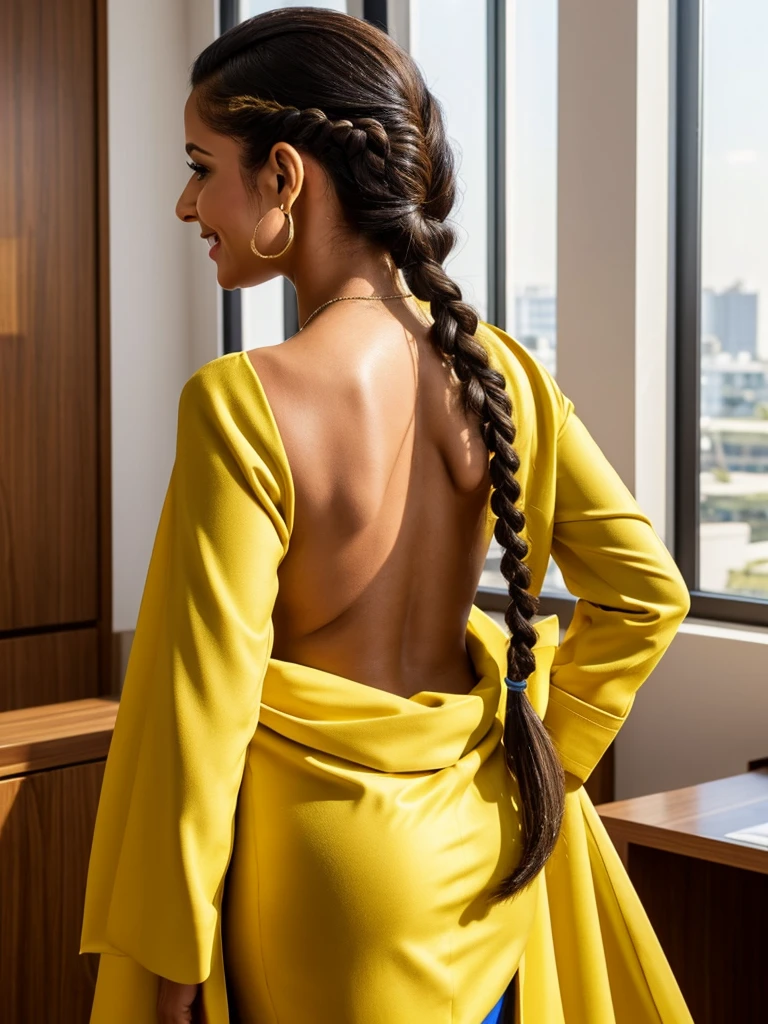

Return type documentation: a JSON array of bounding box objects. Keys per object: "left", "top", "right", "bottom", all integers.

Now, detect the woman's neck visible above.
[{"left": 290, "top": 251, "right": 407, "bottom": 329}]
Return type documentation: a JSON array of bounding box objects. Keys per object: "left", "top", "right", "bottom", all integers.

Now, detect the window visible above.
[
  {"left": 505, "top": 0, "right": 558, "bottom": 380},
  {"left": 503, "top": 0, "right": 562, "bottom": 598},
  {"left": 676, "top": 0, "right": 768, "bottom": 624}
]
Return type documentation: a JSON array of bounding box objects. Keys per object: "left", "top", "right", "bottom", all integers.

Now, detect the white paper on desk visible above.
[{"left": 724, "top": 821, "right": 768, "bottom": 849}]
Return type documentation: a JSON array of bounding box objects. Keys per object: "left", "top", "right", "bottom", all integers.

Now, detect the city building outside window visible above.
[{"left": 677, "top": 0, "right": 768, "bottom": 619}]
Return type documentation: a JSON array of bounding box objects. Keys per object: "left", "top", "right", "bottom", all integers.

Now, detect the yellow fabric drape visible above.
[
  {"left": 80, "top": 316, "right": 693, "bottom": 1024},
  {"left": 81, "top": 360, "right": 294, "bottom": 1019}
]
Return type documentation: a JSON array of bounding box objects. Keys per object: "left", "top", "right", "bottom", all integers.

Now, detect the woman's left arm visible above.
[{"left": 80, "top": 361, "right": 292, "bottom": 991}]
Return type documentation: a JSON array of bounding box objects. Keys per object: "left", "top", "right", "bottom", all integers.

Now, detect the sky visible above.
[
  {"left": 507, "top": 0, "right": 557, "bottom": 303},
  {"left": 702, "top": 0, "right": 768, "bottom": 356}
]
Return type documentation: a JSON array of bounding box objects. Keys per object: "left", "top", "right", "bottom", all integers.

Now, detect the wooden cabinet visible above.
[
  {"left": 597, "top": 769, "right": 768, "bottom": 1023},
  {"left": 0, "top": 698, "right": 118, "bottom": 1023},
  {"left": 0, "top": 1, "right": 113, "bottom": 1017},
  {"left": 0, "top": 0, "right": 111, "bottom": 709}
]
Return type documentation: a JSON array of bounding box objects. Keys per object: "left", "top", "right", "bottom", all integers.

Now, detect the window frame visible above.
[
  {"left": 674, "top": 0, "right": 768, "bottom": 627},
  {"left": 220, "top": 0, "right": 242, "bottom": 354}
]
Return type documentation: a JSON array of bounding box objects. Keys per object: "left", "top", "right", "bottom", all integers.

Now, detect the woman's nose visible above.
[{"left": 175, "top": 183, "right": 198, "bottom": 223}]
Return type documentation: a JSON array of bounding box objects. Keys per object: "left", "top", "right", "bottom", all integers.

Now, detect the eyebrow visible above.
[{"left": 185, "top": 143, "right": 214, "bottom": 157}]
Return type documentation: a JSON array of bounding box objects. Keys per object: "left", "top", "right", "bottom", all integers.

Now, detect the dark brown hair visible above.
[{"left": 190, "top": 7, "right": 565, "bottom": 902}]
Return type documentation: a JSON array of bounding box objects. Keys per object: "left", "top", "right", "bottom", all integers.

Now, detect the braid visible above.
[
  {"left": 227, "top": 95, "right": 390, "bottom": 164},
  {"left": 399, "top": 223, "right": 565, "bottom": 900},
  {"left": 225, "top": 94, "right": 400, "bottom": 204},
  {"left": 190, "top": 6, "right": 566, "bottom": 904},
  {"left": 397, "top": 234, "right": 539, "bottom": 675}
]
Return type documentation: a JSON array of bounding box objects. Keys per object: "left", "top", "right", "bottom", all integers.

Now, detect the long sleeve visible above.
[
  {"left": 80, "top": 357, "right": 293, "bottom": 986},
  {"left": 542, "top": 399, "right": 691, "bottom": 783}
]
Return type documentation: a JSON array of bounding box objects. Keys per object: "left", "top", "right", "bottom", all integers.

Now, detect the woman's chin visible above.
[
  {"left": 214, "top": 258, "right": 276, "bottom": 291},
  {"left": 214, "top": 264, "right": 245, "bottom": 291}
]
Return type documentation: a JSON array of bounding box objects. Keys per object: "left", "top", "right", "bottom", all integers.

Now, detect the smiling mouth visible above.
[{"left": 206, "top": 233, "right": 220, "bottom": 248}]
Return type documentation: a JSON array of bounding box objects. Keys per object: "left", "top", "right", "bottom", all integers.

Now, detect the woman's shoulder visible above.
[
  {"left": 474, "top": 318, "right": 573, "bottom": 432},
  {"left": 181, "top": 348, "right": 259, "bottom": 398},
  {"left": 180, "top": 350, "right": 279, "bottom": 432},
  {"left": 177, "top": 350, "right": 292, "bottom": 474},
  {"left": 411, "top": 296, "right": 569, "bottom": 422},
  {"left": 174, "top": 351, "right": 294, "bottom": 524}
]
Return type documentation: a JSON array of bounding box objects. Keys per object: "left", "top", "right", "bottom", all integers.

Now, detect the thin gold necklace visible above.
[{"left": 299, "top": 292, "right": 413, "bottom": 332}]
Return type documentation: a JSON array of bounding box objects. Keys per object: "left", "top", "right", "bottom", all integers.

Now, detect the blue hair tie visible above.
[{"left": 504, "top": 676, "right": 528, "bottom": 693}]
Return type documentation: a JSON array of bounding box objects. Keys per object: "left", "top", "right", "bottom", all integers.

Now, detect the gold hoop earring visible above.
[{"left": 250, "top": 202, "right": 294, "bottom": 259}]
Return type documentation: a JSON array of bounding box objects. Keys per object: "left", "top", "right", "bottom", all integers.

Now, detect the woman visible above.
[{"left": 80, "top": 9, "right": 693, "bottom": 1024}]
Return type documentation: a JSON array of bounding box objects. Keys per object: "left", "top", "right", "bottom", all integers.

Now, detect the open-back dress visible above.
[{"left": 79, "top": 312, "right": 694, "bottom": 1024}]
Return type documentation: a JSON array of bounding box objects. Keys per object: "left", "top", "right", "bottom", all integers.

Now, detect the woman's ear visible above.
[{"left": 270, "top": 142, "right": 304, "bottom": 208}]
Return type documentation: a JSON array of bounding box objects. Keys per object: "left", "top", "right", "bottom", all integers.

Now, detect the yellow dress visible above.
[{"left": 80, "top": 314, "right": 694, "bottom": 1024}]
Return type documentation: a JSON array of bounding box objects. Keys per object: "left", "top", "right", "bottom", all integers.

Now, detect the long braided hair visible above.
[{"left": 190, "top": 7, "right": 565, "bottom": 902}]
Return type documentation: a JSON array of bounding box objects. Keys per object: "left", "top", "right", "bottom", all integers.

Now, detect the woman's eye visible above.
[{"left": 186, "top": 160, "right": 209, "bottom": 181}]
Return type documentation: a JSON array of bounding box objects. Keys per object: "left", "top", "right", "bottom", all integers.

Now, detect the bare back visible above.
[{"left": 247, "top": 301, "right": 494, "bottom": 699}]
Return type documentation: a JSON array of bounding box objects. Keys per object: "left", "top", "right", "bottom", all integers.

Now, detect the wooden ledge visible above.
[
  {"left": 596, "top": 768, "right": 768, "bottom": 875},
  {"left": 0, "top": 698, "right": 118, "bottom": 778}
]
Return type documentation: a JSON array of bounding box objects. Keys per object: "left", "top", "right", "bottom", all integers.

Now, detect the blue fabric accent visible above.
[
  {"left": 480, "top": 987, "right": 507, "bottom": 1024},
  {"left": 504, "top": 675, "right": 528, "bottom": 692}
]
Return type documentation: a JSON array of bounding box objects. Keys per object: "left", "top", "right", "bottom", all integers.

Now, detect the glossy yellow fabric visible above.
[{"left": 80, "top": 315, "right": 693, "bottom": 1024}]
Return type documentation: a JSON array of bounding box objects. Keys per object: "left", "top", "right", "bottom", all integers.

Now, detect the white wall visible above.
[
  {"left": 109, "top": 0, "right": 220, "bottom": 633},
  {"left": 618, "top": 621, "right": 768, "bottom": 797}
]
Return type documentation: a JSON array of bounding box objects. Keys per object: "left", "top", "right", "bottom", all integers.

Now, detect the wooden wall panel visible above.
[
  {"left": 0, "top": 760, "right": 105, "bottom": 1023},
  {"left": 0, "top": 0, "right": 99, "bottom": 632},
  {"left": 0, "top": 629, "right": 100, "bottom": 712}
]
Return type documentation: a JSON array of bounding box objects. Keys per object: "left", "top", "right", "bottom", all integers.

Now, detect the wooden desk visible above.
[
  {"left": 0, "top": 698, "right": 118, "bottom": 1024},
  {"left": 597, "top": 770, "right": 768, "bottom": 1024}
]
